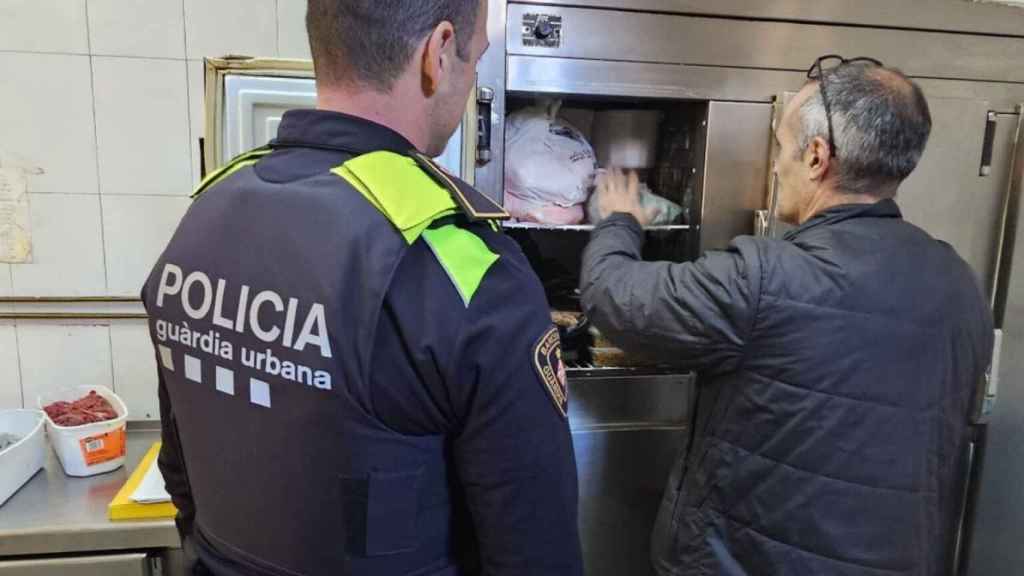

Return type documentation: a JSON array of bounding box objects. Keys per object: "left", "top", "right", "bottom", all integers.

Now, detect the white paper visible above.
[
  {"left": 0, "top": 167, "right": 33, "bottom": 263},
  {"left": 130, "top": 456, "right": 172, "bottom": 504}
]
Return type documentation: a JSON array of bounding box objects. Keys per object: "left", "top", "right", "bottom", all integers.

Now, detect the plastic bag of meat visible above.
[
  {"left": 505, "top": 100, "right": 597, "bottom": 225},
  {"left": 43, "top": 391, "right": 118, "bottom": 427},
  {"left": 586, "top": 173, "right": 684, "bottom": 226},
  {"left": 504, "top": 194, "right": 585, "bottom": 226}
]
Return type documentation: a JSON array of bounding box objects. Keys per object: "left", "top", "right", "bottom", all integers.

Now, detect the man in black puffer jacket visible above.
[{"left": 581, "top": 57, "right": 994, "bottom": 576}]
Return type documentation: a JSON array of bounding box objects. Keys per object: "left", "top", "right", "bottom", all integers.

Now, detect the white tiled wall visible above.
[
  {"left": 187, "top": 59, "right": 207, "bottom": 187},
  {"left": 0, "top": 53, "right": 99, "bottom": 195},
  {"left": 184, "top": 0, "right": 278, "bottom": 59},
  {"left": 278, "top": 0, "right": 312, "bottom": 60},
  {"left": 0, "top": 268, "right": 11, "bottom": 299},
  {"left": 0, "top": 0, "right": 90, "bottom": 54},
  {"left": 110, "top": 322, "right": 161, "bottom": 420},
  {"left": 11, "top": 194, "right": 107, "bottom": 296},
  {"left": 0, "top": 0, "right": 306, "bottom": 417},
  {"left": 87, "top": 0, "right": 187, "bottom": 59},
  {"left": 93, "top": 57, "right": 192, "bottom": 196},
  {"left": 16, "top": 324, "right": 114, "bottom": 410},
  {"left": 0, "top": 325, "right": 22, "bottom": 409},
  {"left": 102, "top": 195, "right": 190, "bottom": 297}
]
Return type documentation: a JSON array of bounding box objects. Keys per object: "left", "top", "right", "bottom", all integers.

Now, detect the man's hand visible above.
[{"left": 590, "top": 168, "right": 659, "bottom": 226}]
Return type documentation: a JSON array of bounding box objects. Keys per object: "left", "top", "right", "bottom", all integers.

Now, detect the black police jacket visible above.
[{"left": 142, "top": 109, "right": 582, "bottom": 576}]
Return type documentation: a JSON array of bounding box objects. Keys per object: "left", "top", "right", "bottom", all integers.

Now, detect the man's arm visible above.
[
  {"left": 156, "top": 360, "right": 196, "bottom": 539},
  {"left": 142, "top": 283, "right": 197, "bottom": 539},
  {"left": 580, "top": 212, "right": 760, "bottom": 373},
  {"left": 449, "top": 254, "right": 583, "bottom": 576}
]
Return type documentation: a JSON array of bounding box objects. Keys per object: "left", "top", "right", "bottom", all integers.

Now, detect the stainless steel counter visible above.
[
  {"left": 0, "top": 425, "right": 180, "bottom": 558},
  {"left": 0, "top": 374, "right": 691, "bottom": 575}
]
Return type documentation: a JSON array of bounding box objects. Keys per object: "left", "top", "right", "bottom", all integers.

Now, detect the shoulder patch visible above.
[
  {"left": 410, "top": 152, "right": 509, "bottom": 222},
  {"left": 533, "top": 326, "right": 568, "bottom": 418}
]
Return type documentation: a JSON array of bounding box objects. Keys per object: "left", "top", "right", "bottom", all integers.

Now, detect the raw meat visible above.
[
  {"left": 504, "top": 101, "right": 597, "bottom": 225},
  {"left": 505, "top": 194, "right": 585, "bottom": 226},
  {"left": 43, "top": 391, "right": 118, "bottom": 427}
]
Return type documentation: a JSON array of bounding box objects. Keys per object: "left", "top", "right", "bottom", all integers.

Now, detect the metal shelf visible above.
[
  {"left": 502, "top": 221, "right": 692, "bottom": 231},
  {"left": 566, "top": 363, "right": 691, "bottom": 379}
]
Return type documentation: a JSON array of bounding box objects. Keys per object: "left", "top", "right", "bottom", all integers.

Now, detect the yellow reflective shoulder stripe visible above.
[
  {"left": 331, "top": 151, "right": 458, "bottom": 244},
  {"left": 191, "top": 147, "right": 272, "bottom": 199},
  {"left": 422, "top": 224, "right": 500, "bottom": 307},
  {"left": 332, "top": 164, "right": 385, "bottom": 214}
]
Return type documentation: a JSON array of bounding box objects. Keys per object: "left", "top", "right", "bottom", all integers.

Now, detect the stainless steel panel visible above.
[
  {"left": 506, "top": 5, "right": 1024, "bottom": 83},
  {"left": 504, "top": 56, "right": 1024, "bottom": 113},
  {"left": 569, "top": 374, "right": 693, "bottom": 430},
  {"left": 701, "top": 102, "right": 773, "bottom": 251},
  {"left": 568, "top": 374, "right": 692, "bottom": 576},
  {"left": 507, "top": 56, "right": 802, "bottom": 102},
  {"left": 506, "top": 0, "right": 1024, "bottom": 38},
  {"left": 473, "top": 0, "right": 509, "bottom": 203},
  {"left": 0, "top": 428, "right": 178, "bottom": 557},
  {"left": 0, "top": 553, "right": 149, "bottom": 576},
  {"left": 573, "top": 428, "right": 685, "bottom": 576},
  {"left": 159, "top": 548, "right": 189, "bottom": 576},
  {"left": 914, "top": 79, "right": 1024, "bottom": 116},
  {"left": 968, "top": 107, "right": 1024, "bottom": 576},
  {"left": 898, "top": 100, "right": 1019, "bottom": 295}
]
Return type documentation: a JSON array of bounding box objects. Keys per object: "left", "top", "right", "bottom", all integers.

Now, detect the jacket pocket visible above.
[{"left": 341, "top": 469, "right": 422, "bottom": 557}]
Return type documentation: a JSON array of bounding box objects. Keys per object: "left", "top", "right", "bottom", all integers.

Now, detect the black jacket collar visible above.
[
  {"left": 270, "top": 109, "right": 417, "bottom": 156},
  {"left": 785, "top": 199, "right": 902, "bottom": 241}
]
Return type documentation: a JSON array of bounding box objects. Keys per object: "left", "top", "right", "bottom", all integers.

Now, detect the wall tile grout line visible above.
[
  {"left": 0, "top": 49, "right": 91, "bottom": 57},
  {"left": 182, "top": 0, "right": 195, "bottom": 186},
  {"left": 11, "top": 318, "right": 25, "bottom": 408},
  {"left": 26, "top": 191, "right": 193, "bottom": 198},
  {"left": 106, "top": 322, "right": 117, "bottom": 405},
  {"left": 83, "top": 0, "right": 111, "bottom": 294},
  {"left": 275, "top": 0, "right": 282, "bottom": 57},
  {"left": 0, "top": 49, "right": 187, "bottom": 62},
  {"left": 181, "top": 0, "right": 190, "bottom": 61}
]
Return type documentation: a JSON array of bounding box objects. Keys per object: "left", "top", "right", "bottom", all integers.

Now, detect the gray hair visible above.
[{"left": 798, "top": 64, "right": 932, "bottom": 196}]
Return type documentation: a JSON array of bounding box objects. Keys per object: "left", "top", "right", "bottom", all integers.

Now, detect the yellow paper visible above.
[{"left": 108, "top": 442, "right": 178, "bottom": 521}]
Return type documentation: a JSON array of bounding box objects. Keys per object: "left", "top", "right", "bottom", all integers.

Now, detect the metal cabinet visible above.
[
  {"left": 967, "top": 106, "right": 1024, "bottom": 576},
  {"left": 0, "top": 553, "right": 150, "bottom": 576},
  {"left": 569, "top": 373, "right": 693, "bottom": 576},
  {"left": 898, "top": 99, "right": 1020, "bottom": 297},
  {"left": 701, "top": 102, "right": 773, "bottom": 251}
]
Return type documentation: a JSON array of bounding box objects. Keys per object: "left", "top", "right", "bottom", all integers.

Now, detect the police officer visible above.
[{"left": 142, "top": 1, "right": 583, "bottom": 574}]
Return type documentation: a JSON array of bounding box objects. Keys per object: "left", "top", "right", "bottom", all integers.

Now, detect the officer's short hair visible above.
[{"left": 307, "top": 0, "right": 480, "bottom": 92}]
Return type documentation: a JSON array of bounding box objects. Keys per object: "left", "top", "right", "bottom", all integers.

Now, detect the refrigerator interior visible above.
[{"left": 502, "top": 93, "right": 710, "bottom": 370}]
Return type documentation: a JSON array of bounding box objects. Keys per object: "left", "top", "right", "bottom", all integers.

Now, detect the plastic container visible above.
[
  {"left": 0, "top": 409, "right": 46, "bottom": 507},
  {"left": 38, "top": 386, "right": 128, "bottom": 477}
]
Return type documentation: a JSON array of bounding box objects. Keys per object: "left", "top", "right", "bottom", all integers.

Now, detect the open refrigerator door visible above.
[{"left": 200, "top": 57, "right": 472, "bottom": 179}]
